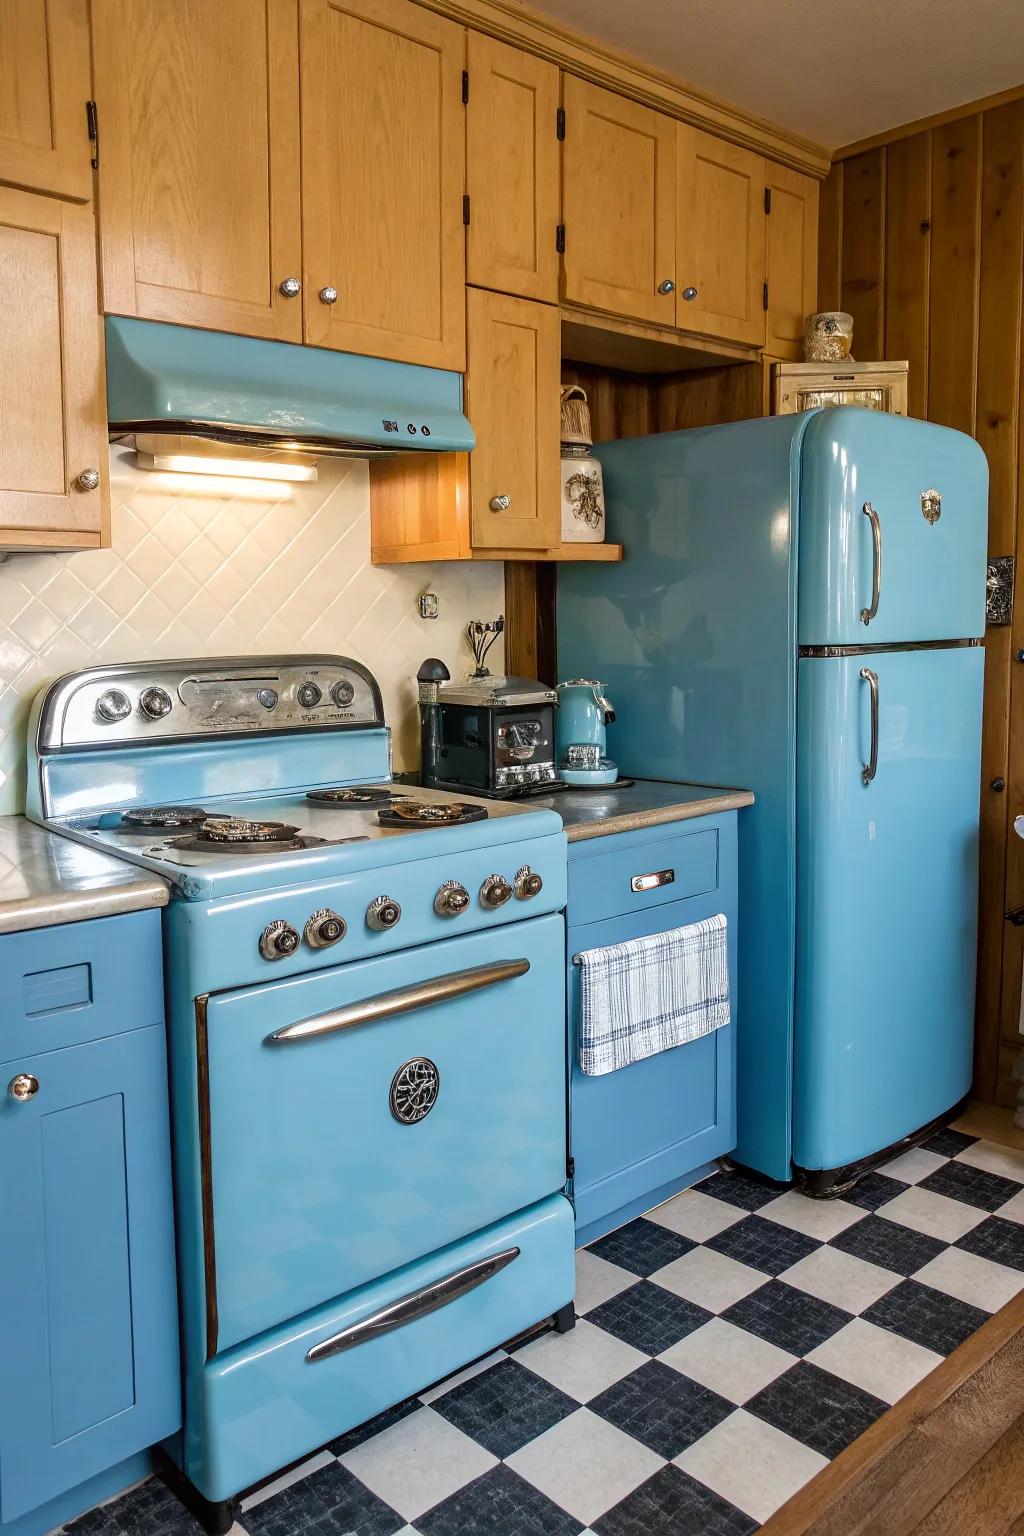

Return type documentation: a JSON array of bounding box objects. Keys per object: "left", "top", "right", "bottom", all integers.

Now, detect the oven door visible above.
[{"left": 202, "top": 913, "right": 566, "bottom": 1352}]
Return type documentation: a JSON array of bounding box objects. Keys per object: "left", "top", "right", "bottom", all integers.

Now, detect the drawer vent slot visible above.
[{"left": 25, "top": 963, "right": 93, "bottom": 1018}]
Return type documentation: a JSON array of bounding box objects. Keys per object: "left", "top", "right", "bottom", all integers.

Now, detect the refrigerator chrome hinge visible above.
[
  {"left": 86, "top": 99, "right": 99, "bottom": 170},
  {"left": 566, "top": 1154, "right": 575, "bottom": 1179},
  {"left": 461, "top": 69, "right": 469, "bottom": 105},
  {"left": 987, "top": 555, "right": 1014, "bottom": 627},
  {"left": 764, "top": 186, "right": 772, "bottom": 214},
  {"left": 556, "top": 106, "right": 566, "bottom": 140},
  {"left": 462, "top": 194, "right": 471, "bottom": 226},
  {"left": 556, "top": 223, "right": 566, "bottom": 253},
  {"left": 763, "top": 281, "right": 769, "bottom": 311}
]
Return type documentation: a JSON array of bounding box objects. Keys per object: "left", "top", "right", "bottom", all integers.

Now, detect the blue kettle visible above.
[{"left": 556, "top": 679, "right": 618, "bottom": 785}]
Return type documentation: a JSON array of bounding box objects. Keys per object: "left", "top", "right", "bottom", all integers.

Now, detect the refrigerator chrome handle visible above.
[
  {"left": 860, "top": 667, "right": 879, "bottom": 785},
  {"left": 860, "top": 502, "right": 882, "bottom": 625}
]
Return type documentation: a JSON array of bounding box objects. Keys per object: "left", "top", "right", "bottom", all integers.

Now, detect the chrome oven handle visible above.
[
  {"left": 305, "top": 1247, "right": 520, "bottom": 1362},
  {"left": 860, "top": 667, "right": 879, "bottom": 785},
  {"left": 265, "top": 958, "right": 530, "bottom": 1044},
  {"left": 860, "top": 501, "right": 882, "bottom": 625}
]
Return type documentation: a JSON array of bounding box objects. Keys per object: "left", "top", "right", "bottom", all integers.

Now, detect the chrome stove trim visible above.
[
  {"left": 195, "top": 993, "right": 219, "bottom": 1360},
  {"left": 799, "top": 639, "right": 982, "bottom": 658}
]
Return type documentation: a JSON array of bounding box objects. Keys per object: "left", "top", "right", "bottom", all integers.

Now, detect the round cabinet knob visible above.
[
  {"left": 96, "top": 688, "right": 132, "bottom": 724},
  {"left": 319, "top": 286, "right": 338, "bottom": 305},
  {"left": 278, "top": 277, "right": 302, "bottom": 297},
  {"left": 514, "top": 865, "right": 543, "bottom": 900},
  {"left": 367, "top": 895, "right": 402, "bottom": 931},
  {"left": 657, "top": 278, "right": 675, "bottom": 295},
  {"left": 75, "top": 467, "right": 100, "bottom": 492},
  {"left": 330, "top": 679, "right": 355, "bottom": 708},
  {"left": 682, "top": 286, "right": 699, "bottom": 302},
  {"left": 434, "top": 880, "right": 470, "bottom": 918},
  {"left": 259, "top": 919, "right": 300, "bottom": 961},
  {"left": 991, "top": 778, "right": 1006, "bottom": 792},
  {"left": 304, "top": 907, "right": 347, "bottom": 948},
  {"left": 480, "top": 874, "right": 513, "bottom": 909},
  {"left": 297, "top": 681, "right": 323, "bottom": 709},
  {"left": 489, "top": 495, "right": 511, "bottom": 512},
  {"left": 9, "top": 1073, "right": 39, "bottom": 1102},
  {"left": 139, "top": 686, "right": 173, "bottom": 720}
]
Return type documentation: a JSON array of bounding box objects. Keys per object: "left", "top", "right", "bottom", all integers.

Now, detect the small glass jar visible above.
[{"left": 802, "top": 311, "right": 854, "bottom": 362}]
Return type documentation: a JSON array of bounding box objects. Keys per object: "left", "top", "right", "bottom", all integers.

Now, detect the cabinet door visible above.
[
  {"left": 466, "top": 288, "right": 560, "bottom": 550},
  {"left": 91, "top": 0, "right": 302, "bottom": 342},
  {"left": 300, "top": 0, "right": 466, "bottom": 369},
  {"left": 466, "top": 33, "right": 559, "bottom": 303},
  {"left": 0, "top": 0, "right": 92, "bottom": 200},
  {"left": 0, "top": 1026, "right": 179, "bottom": 1522},
  {"left": 561, "top": 77, "right": 675, "bottom": 325},
  {"left": 0, "top": 189, "right": 108, "bottom": 548},
  {"left": 766, "top": 163, "right": 819, "bottom": 358},
  {"left": 676, "top": 124, "right": 765, "bottom": 345}
]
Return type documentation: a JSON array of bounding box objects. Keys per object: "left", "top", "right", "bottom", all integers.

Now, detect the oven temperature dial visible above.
[
  {"left": 366, "top": 895, "right": 402, "bottom": 931},
  {"left": 434, "top": 880, "right": 470, "bottom": 917},
  {"left": 259, "top": 919, "right": 300, "bottom": 961},
  {"left": 514, "top": 865, "right": 543, "bottom": 899},
  {"left": 96, "top": 688, "right": 132, "bottom": 724},
  {"left": 304, "top": 907, "right": 347, "bottom": 948},
  {"left": 139, "top": 686, "right": 173, "bottom": 720},
  {"left": 479, "top": 874, "right": 513, "bottom": 909}
]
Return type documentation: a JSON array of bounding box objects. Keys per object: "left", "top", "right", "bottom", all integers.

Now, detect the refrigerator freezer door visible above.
[
  {"left": 793, "top": 645, "right": 982, "bottom": 1174},
  {"left": 798, "top": 408, "right": 988, "bottom": 646}
]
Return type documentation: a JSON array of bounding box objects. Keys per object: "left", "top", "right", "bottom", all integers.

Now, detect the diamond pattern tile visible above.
[
  {"left": 705, "top": 1214, "right": 821, "bottom": 1276},
  {"left": 586, "top": 1282, "right": 714, "bottom": 1356},
  {"left": 588, "top": 1219, "right": 695, "bottom": 1277},
  {"left": 862, "top": 1279, "right": 990, "bottom": 1356},
  {"left": 745, "top": 1362, "right": 887, "bottom": 1460},
  {"left": 430, "top": 1358, "right": 578, "bottom": 1459},
  {"left": 589, "top": 1360, "right": 734, "bottom": 1459}
]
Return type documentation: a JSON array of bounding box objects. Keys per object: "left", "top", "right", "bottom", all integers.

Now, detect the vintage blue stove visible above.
[{"left": 27, "top": 655, "right": 574, "bottom": 1530}]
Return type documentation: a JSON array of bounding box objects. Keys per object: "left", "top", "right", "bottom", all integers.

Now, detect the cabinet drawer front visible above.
[
  {"left": 568, "top": 826, "right": 719, "bottom": 926},
  {"left": 0, "top": 910, "right": 163, "bottom": 1059}
]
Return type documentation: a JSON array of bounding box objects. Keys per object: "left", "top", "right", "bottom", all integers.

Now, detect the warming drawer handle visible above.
[
  {"left": 860, "top": 667, "right": 879, "bottom": 785},
  {"left": 264, "top": 958, "right": 530, "bottom": 1044},
  {"left": 860, "top": 502, "right": 883, "bottom": 625},
  {"left": 305, "top": 1246, "right": 520, "bottom": 1362},
  {"left": 631, "top": 868, "right": 675, "bottom": 893}
]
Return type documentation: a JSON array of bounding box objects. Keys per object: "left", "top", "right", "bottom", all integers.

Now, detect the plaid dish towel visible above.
[{"left": 577, "top": 914, "right": 730, "bottom": 1076}]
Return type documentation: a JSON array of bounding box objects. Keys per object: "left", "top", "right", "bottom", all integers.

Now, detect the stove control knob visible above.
[
  {"left": 480, "top": 874, "right": 513, "bottom": 909},
  {"left": 257, "top": 687, "right": 278, "bottom": 710},
  {"left": 96, "top": 688, "right": 132, "bottom": 724},
  {"left": 305, "top": 907, "right": 347, "bottom": 948},
  {"left": 297, "top": 681, "right": 323, "bottom": 709},
  {"left": 330, "top": 679, "right": 355, "bottom": 708},
  {"left": 259, "top": 919, "right": 300, "bottom": 961},
  {"left": 434, "top": 880, "right": 470, "bottom": 917},
  {"left": 139, "top": 686, "right": 173, "bottom": 720},
  {"left": 515, "top": 865, "right": 543, "bottom": 900},
  {"left": 367, "top": 895, "right": 402, "bottom": 931}
]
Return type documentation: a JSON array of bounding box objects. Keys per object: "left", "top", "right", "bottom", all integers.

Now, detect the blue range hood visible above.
[{"left": 104, "top": 316, "right": 474, "bottom": 457}]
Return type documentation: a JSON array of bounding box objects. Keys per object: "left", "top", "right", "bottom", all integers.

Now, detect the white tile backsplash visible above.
[{"left": 0, "top": 447, "right": 504, "bottom": 813}]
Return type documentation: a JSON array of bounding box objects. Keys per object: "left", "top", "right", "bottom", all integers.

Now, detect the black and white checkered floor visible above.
[{"left": 66, "top": 1128, "right": 1024, "bottom": 1536}]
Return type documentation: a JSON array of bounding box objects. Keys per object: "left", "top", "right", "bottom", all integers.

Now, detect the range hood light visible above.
[{"left": 136, "top": 448, "right": 318, "bottom": 483}]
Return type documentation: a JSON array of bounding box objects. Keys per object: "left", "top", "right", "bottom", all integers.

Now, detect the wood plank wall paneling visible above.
[{"left": 824, "top": 100, "right": 1024, "bottom": 1105}]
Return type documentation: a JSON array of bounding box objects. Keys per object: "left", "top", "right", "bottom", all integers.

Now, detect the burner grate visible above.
[
  {"left": 121, "top": 804, "right": 215, "bottom": 830},
  {"left": 377, "top": 801, "right": 488, "bottom": 828},
  {"left": 306, "top": 786, "right": 410, "bottom": 805}
]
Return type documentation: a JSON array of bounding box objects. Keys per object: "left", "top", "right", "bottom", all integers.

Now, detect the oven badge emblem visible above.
[
  {"left": 390, "top": 1057, "right": 440, "bottom": 1124},
  {"left": 921, "top": 488, "right": 942, "bottom": 525}
]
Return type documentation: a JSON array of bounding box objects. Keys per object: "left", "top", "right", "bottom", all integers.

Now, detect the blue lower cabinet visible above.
[
  {"left": 0, "top": 911, "right": 180, "bottom": 1532},
  {"left": 568, "top": 813, "right": 739, "bottom": 1244}
]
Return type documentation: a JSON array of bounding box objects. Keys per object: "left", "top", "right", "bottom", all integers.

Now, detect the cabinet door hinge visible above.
[
  {"left": 556, "top": 223, "right": 566, "bottom": 253},
  {"left": 556, "top": 106, "right": 566, "bottom": 141},
  {"left": 764, "top": 186, "right": 772, "bottom": 215},
  {"left": 462, "top": 194, "right": 471, "bottom": 226},
  {"left": 461, "top": 69, "right": 469, "bottom": 105},
  {"left": 763, "top": 281, "right": 769, "bottom": 311},
  {"left": 86, "top": 100, "right": 99, "bottom": 170}
]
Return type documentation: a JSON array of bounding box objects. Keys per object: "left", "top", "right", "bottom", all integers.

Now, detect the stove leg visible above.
[
  {"left": 154, "top": 1450, "right": 239, "bottom": 1536},
  {"left": 553, "top": 1303, "right": 576, "bottom": 1334}
]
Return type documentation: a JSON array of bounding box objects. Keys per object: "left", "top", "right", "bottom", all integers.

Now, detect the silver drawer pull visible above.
[
  {"left": 305, "top": 1247, "right": 520, "bottom": 1362},
  {"left": 265, "top": 958, "right": 529, "bottom": 1044},
  {"left": 631, "top": 868, "right": 675, "bottom": 893}
]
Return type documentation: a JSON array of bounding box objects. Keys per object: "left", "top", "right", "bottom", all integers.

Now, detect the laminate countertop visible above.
[
  {"left": 0, "top": 816, "right": 169, "bottom": 934},
  {"left": 533, "top": 778, "right": 755, "bottom": 843}
]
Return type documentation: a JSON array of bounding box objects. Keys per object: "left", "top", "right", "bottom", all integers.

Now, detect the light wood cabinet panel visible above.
[
  {"left": 91, "top": 0, "right": 302, "bottom": 342},
  {"left": 0, "top": 0, "right": 92, "bottom": 200},
  {"left": 676, "top": 125, "right": 765, "bottom": 346},
  {"left": 0, "top": 189, "right": 108, "bottom": 548},
  {"left": 466, "top": 33, "right": 559, "bottom": 303},
  {"left": 561, "top": 76, "right": 676, "bottom": 325},
  {"left": 300, "top": 0, "right": 466, "bottom": 369},
  {"left": 766, "top": 163, "right": 818, "bottom": 358}
]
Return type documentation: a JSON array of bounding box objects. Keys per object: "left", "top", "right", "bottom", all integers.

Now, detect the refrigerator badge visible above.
[{"left": 921, "top": 488, "right": 942, "bottom": 525}]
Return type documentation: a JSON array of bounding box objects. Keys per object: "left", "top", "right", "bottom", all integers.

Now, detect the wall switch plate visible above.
[{"left": 418, "top": 592, "right": 439, "bottom": 620}]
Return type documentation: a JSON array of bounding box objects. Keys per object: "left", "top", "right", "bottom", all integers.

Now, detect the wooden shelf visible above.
[{"left": 474, "top": 542, "right": 624, "bottom": 562}]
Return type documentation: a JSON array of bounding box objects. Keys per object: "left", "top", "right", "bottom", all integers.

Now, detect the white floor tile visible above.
[
  {"left": 515, "top": 1316, "right": 647, "bottom": 1403},
  {"left": 779, "top": 1245, "right": 897, "bottom": 1315},
  {"left": 676, "top": 1408, "right": 827, "bottom": 1523},
  {"left": 658, "top": 1317, "right": 796, "bottom": 1403},
  {"left": 913, "top": 1246, "right": 1024, "bottom": 1313},
  {"left": 807, "top": 1318, "right": 941, "bottom": 1404},
  {"left": 506, "top": 1407, "right": 663, "bottom": 1526},
  {"left": 420, "top": 1349, "right": 507, "bottom": 1403},
  {"left": 650, "top": 1245, "right": 765, "bottom": 1313},
  {"left": 574, "top": 1248, "right": 635, "bottom": 1315},
  {"left": 758, "top": 1189, "right": 864, "bottom": 1241},
  {"left": 239, "top": 1451, "right": 335, "bottom": 1510},
  {"left": 876, "top": 1185, "right": 988, "bottom": 1243},
  {"left": 996, "top": 1187, "right": 1024, "bottom": 1225},
  {"left": 339, "top": 1405, "right": 496, "bottom": 1521},
  {"left": 878, "top": 1147, "right": 948, "bottom": 1184},
  {"left": 646, "top": 1188, "right": 745, "bottom": 1242},
  {"left": 955, "top": 1140, "right": 1024, "bottom": 1184}
]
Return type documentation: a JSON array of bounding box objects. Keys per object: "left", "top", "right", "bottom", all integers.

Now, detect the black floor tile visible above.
[
  {"left": 921, "top": 1128, "right": 978, "bottom": 1158},
  {"left": 862, "top": 1279, "right": 989, "bottom": 1356},
  {"left": 327, "top": 1397, "right": 420, "bottom": 1456},
  {"left": 956, "top": 1215, "right": 1024, "bottom": 1272},
  {"left": 586, "top": 1280, "right": 713, "bottom": 1356},
  {"left": 588, "top": 1217, "right": 696, "bottom": 1277},
  {"left": 429, "top": 1357, "right": 578, "bottom": 1459},
  {"left": 829, "top": 1214, "right": 946, "bottom": 1276},
  {"left": 918, "top": 1160, "right": 1023, "bottom": 1212},
  {"left": 65, "top": 1480, "right": 205, "bottom": 1536},
  {"left": 705, "top": 1214, "right": 821, "bottom": 1276},
  {"left": 589, "top": 1360, "right": 734, "bottom": 1459},
  {"left": 696, "top": 1169, "right": 789, "bottom": 1213},
  {"left": 417, "top": 1464, "right": 583, "bottom": 1536},
  {"left": 841, "top": 1172, "right": 910, "bottom": 1211},
  {"left": 746, "top": 1361, "right": 887, "bottom": 1460},
  {"left": 721, "top": 1279, "right": 851, "bottom": 1356},
  {"left": 593, "top": 1464, "right": 757, "bottom": 1536},
  {"left": 242, "top": 1462, "right": 404, "bottom": 1536}
]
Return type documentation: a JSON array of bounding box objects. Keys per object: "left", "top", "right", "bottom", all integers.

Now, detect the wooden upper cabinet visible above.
[
  {"left": 300, "top": 0, "right": 466, "bottom": 369},
  {"left": 90, "top": 0, "right": 302, "bottom": 342},
  {"left": 0, "top": 188, "right": 108, "bottom": 548},
  {"left": 0, "top": 0, "right": 92, "bottom": 200},
  {"left": 676, "top": 125, "right": 766, "bottom": 346},
  {"left": 561, "top": 77, "right": 676, "bottom": 325},
  {"left": 765, "top": 163, "right": 819, "bottom": 358},
  {"left": 465, "top": 33, "right": 560, "bottom": 304}
]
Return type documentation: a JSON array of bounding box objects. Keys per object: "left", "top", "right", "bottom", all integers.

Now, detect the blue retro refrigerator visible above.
[{"left": 558, "top": 407, "right": 988, "bottom": 1192}]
